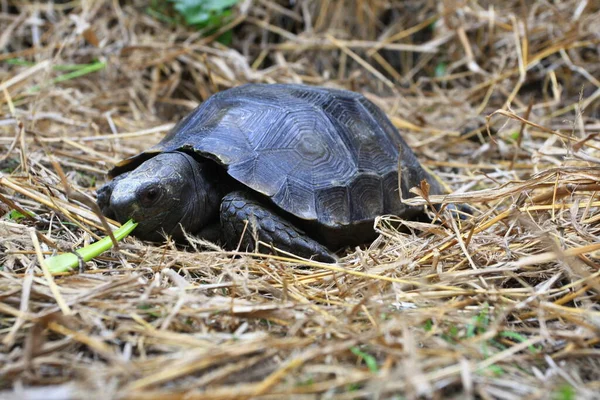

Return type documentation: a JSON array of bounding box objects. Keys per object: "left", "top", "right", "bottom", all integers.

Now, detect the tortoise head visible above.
[{"left": 99, "top": 151, "right": 219, "bottom": 242}]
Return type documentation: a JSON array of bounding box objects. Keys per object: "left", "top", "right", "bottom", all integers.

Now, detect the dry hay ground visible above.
[{"left": 1, "top": 1, "right": 600, "bottom": 399}]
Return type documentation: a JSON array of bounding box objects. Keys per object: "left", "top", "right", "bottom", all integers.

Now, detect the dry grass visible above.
[{"left": 1, "top": 0, "right": 600, "bottom": 398}]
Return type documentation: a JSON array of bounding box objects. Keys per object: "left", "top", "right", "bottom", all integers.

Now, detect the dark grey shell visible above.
[{"left": 110, "top": 84, "right": 438, "bottom": 228}]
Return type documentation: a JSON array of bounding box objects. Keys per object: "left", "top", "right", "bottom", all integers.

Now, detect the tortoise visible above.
[{"left": 97, "top": 83, "right": 443, "bottom": 262}]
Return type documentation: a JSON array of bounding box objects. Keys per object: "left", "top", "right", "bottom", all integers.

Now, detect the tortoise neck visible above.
[{"left": 175, "top": 152, "right": 222, "bottom": 237}]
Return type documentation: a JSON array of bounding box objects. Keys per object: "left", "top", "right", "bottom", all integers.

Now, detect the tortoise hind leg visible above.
[{"left": 220, "top": 191, "right": 337, "bottom": 263}]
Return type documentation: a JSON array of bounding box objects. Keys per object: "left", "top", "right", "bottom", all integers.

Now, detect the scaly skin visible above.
[
  {"left": 97, "top": 171, "right": 130, "bottom": 220},
  {"left": 220, "top": 191, "right": 337, "bottom": 263}
]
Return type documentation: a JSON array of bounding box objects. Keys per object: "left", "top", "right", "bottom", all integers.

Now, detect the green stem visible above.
[{"left": 45, "top": 220, "right": 137, "bottom": 274}]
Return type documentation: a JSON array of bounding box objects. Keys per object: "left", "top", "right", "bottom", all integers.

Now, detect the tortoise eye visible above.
[{"left": 139, "top": 185, "right": 161, "bottom": 207}]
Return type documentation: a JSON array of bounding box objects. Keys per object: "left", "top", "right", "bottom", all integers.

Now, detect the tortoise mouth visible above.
[
  {"left": 126, "top": 212, "right": 172, "bottom": 242},
  {"left": 103, "top": 151, "right": 222, "bottom": 243},
  {"left": 109, "top": 186, "right": 165, "bottom": 226}
]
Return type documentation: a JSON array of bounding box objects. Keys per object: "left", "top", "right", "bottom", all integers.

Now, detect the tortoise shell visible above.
[{"left": 110, "top": 83, "right": 437, "bottom": 229}]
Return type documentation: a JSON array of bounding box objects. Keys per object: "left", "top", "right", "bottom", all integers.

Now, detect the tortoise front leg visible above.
[{"left": 220, "top": 191, "right": 337, "bottom": 263}]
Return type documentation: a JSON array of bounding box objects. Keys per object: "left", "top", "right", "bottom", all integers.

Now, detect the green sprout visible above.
[
  {"left": 170, "top": 0, "right": 240, "bottom": 27},
  {"left": 350, "top": 346, "right": 379, "bottom": 373},
  {"left": 147, "top": 0, "right": 241, "bottom": 44},
  {"left": 7, "top": 209, "right": 33, "bottom": 222},
  {"left": 45, "top": 219, "right": 137, "bottom": 274},
  {"left": 28, "top": 61, "right": 106, "bottom": 92}
]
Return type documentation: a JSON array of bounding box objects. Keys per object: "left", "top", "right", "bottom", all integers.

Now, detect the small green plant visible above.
[
  {"left": 482, "top": 365, "right": 505, "bottom": 376},
  {"left": 170, "top": 0, "right": 240, "bottom": 27},
  {"left": 508, "top": 131, "right": 521, "bottom": 142},
  {"left": 435, "top": 62, "right": 447, "bottom": 78},
  {"left": 499, "top": 330, "right": 541, "bottom": 353},
  {"left": 441, "top": 324, "right": 459, "bottom": 343},
  {"left": 466, "top": 303, "right": 490, "bottom": 338},
  {"left": 26, "top": 60, "right": 106, "bottom": 93},
  {"left": 296, "top": 376, "right": 315, "bottom": 387},
  {"left": 0, "top": 158, "right": 20, "bottom": 173},
  {"left": 346, "top": 383, "right": 361, "bottom": 392},
  {"left": 148, "top": 0, "right": 241, "bottom": 44},
  {"left": 350, "top": 346, "right": 379, "bottom": 373},
  {"left": 45, "top": 219, "right": 137, "bottom": 274},
  {"left": 423, "top": 319, "right": 433, "bottom": 331},
  {"left": 553, "top": 384, "right": 576, "bottom": 400},
  {"left": 137, "top": 304, "right": 162, "bottom": 318},
  {"left": 7, "top": 209, "right": 33, "bottom": 222}
]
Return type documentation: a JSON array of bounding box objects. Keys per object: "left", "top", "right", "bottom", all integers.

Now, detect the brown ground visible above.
[{"left": 1, "top": 1, "right": 600, "bottom": 399}]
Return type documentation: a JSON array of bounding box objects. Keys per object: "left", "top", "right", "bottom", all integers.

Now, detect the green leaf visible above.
[
  {"left": 45, "top": 220, "right": 137, "bottom": 274},
  {"left": 467, "top": 303, "right": 490, "bottom": 338},
  {"left": 483, "top": 365, "right": 505, "bottom": 376},
  {"left": 553, "top": 385, "right": 576, "bottom": 400},
  {"left": 28, "top": 61, "right": 106, "bottom": 93},
  {"left": 181, "top": 9, "right": 211, "bottom": 25},
  {"left": 423, "top": 319, "right": 433, "bottom": 331},
  {"left": 435, "top": 62, "right": 447, "bottom": 77},
  {"left": 350, "top": 346, "right": 379, "bottom": 373},
  {"left": 0, "top": 157, "right": 19, "bottom": 173},
  {"left": 509, "top": 131, "right": 521, "bottom": 141},
  {"left": 499, "top": 331, "right": 541, "bottom": 353},
  {"left": 8, "top": 210, "right": 29, "bottom": 221},
  {"left": 449, "top": 325, "right": 458, "bottom": 337},
  {"left": 296, "top": 377, "right": 314, "bottom": 387},
  {"left": 169, "top": 0, "right": 240, "bottom": 27},
  {"left": 347, "top": 383, "right": 361, "bottom": 392},
  {"left": 4, "top": 59, "right": 106, "bottom": 72},
  {"left": 5, "top": 58, "right": 35, "bottom": 66}
]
